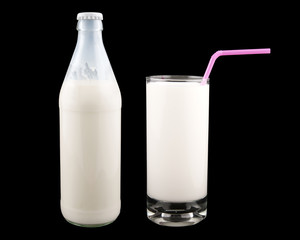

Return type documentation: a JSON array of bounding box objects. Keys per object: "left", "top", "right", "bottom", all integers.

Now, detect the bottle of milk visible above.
[{"left": 59, "top": 12, "right": 121, "bottom": 227}]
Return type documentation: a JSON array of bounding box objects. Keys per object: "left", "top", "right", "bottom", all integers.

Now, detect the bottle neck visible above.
[
  {"left": 76, "top": 19, "right": 103, "bottom": 44},
  {"left": 64, "top": 18, "right": 116, "bottom": 82}
]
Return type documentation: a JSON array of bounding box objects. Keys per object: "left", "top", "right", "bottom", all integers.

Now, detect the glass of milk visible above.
[{"left": 146, "top": 75, "right": 209, "bottom": 227}]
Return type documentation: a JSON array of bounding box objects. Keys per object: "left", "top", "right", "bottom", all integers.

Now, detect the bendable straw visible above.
[{"left": 201, "top": 48, "right": 271, "bottom": 85}]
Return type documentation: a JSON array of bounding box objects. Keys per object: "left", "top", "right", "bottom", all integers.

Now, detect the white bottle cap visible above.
[{"left": 77, "top": 12, "right": 103, "bottom": 20}]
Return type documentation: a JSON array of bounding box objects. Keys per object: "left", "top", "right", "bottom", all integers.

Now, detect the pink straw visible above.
[{"left": 201, "top": 48, "right": 271, "bottom": 85}]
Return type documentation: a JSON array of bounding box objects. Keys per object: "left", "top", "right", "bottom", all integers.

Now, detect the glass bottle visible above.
[{"left": 59, "top": 12, "right": 121, "bottom": 227}]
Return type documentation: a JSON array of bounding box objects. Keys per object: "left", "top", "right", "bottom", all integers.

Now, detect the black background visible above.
[{"left": 4, "top": 1, "right": 293, "bottom": 237}]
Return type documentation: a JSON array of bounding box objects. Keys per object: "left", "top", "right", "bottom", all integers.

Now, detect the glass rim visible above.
[{"left": 146, "top": 75, "right": 209, "bottom": 84}]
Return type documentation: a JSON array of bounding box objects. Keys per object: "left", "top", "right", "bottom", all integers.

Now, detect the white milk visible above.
[
  {"left": 59, "top": 79, "right": 121, "bottom": 225},
  {"left": 147, "top": 81, "right": 209, "bottom": 202}
]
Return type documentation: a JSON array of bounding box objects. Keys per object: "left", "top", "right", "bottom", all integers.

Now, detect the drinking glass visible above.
[{"left": 146, "top": 75, "right": 209, "bottom": 227}]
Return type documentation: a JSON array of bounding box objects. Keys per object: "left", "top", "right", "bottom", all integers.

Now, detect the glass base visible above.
[
  {"left": 66, "top": 219, "right": 113, "bottom": 228},
  {"left": 147, "top": 195, "right": 207, "bottom": 227}
]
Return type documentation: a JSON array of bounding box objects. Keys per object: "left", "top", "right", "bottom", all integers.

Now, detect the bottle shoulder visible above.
[{"left": 59, "top": 79, "right": 121, "bottom": 111}]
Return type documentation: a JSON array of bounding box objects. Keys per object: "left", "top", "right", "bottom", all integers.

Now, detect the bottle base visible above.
[
  {"left": 147, "top": 196, "right": 207, "bottom": 227},
  {"left": 61, "top": 201, "right": 120, "bottom": 228},
  {"left": 65, "top": 219, "right": 113, "bottom": 228}
]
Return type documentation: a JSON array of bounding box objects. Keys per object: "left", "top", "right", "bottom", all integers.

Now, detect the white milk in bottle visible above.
[{"left": 59, "top": 12, "right": 121, "bottom": 227}]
